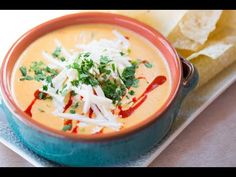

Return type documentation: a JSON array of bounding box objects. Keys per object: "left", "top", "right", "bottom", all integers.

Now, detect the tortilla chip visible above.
[
  {"left": 167, "top": 10, "right": 222, "bottom": 51},
  {"left": 179, "top": 10, "right": 222, "bottom": 45},
  {"left": 111, "top": 10, "right": 187, "bottom": 37},
  {"left": 187, "top": 43, "right": 233, "bottom": 60},
  {"left": 168, "top": 25, "right": 202, "bottom": 51},
  {"left": 192, "top": 44, "right": 236, "bottom": 87}
]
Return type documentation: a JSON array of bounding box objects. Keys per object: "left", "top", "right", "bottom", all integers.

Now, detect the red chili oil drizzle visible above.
[
  {"left": 119, "top": 75, "right": 167, "bottom": 118},
  {"left": 72, "top": 125, "right": 78, "bottom": 134},
  {"left": 119, "top": 95, "right": 147, "bottom": 118},
  {"left": 64, "top": 119, "right": 72, "bottom": 126},
  {"left": 63, "top": 92, "right": 73, "bottom": 113},
  {"left": 88, "top": 108, "right": 94, "bottom": 118},
  {"left": 63, "top": 92, "right": 75, "bottom": 131},
  {"left": 24, "top": 90, "right": 45, "bottom": 117}
]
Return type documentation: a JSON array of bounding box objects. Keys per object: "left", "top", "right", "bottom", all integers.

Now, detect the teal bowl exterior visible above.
[{"left": 0, "top": 60, "right": 199, "bottom": 167}]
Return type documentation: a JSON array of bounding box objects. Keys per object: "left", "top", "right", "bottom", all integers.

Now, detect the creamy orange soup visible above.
[{"left": 11, "top": 24, "right": 171, "bottom": 135}]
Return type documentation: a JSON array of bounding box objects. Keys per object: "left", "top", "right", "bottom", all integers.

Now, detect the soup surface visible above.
[{"left": 11, "top": 24, "right": 171, "bottom": 135}]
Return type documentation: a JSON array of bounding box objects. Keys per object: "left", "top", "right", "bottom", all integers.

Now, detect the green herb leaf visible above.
[
  {"left": 100, "top": 56, "right": 111, "bottom": 65},
  {"left": 132, "top": 79, "right": 139, "bottom": 88},
  {"left": 52, "top": 47, "right": 61, "bottom": 58},
  {"left": 71, "top": 102, "right": 79, "bottom": 109},
  {"left": 62, "top": 124, "right": 72, "bottom": 131},
  {"left": 120, "top": 52, "right": 125, "bottom": 56},
  {"left": 43, "top": 85, "right": 48, "bottom": 91},
  {"left": 128, "top": 90, "right": 135, "bottom": 95},
  {"left": 71, "top": 91, "right": 77, "bottom": 96},
  {"left": 38, "top": 92, "right": 47, "bottom": 100},
  {"left": 69, "top": 110, "right": 76, "bottom": 114},
  {"left": 121, "top": 65, "right": 136, "bottom": 88},
  {"left": 34, "top": 74, "right": 46, "bottom": 82},
  {"left": 144, "top": 61, "right": 153, "bottom": 68},
  {"left": 112, "top": 63, "right": 116, "bottom": 72},
  {"left": 45, "top": 66, "right": 58, "bottom": 76},
  {"left": 101, "top": 80, "right": 126, "bottom": 104},
  {"left": 71, "top": 80, "right": 80, "bottom": 87},
  {"left": 19, "top": 66, "right": 27, "bottom": 77},
  {"left": 46, "top": 76, "right": 52, "bottom": 83},
  {"left": 60, "top": 56, "right": 66, "bottom": 62},
  {"left": 24, "top": 75, "right": 33, "bottom": 80}
]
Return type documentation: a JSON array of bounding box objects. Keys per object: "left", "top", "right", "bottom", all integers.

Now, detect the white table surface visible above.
[{"left": 0, "top": 10, "right": 235, "bottom": 167}]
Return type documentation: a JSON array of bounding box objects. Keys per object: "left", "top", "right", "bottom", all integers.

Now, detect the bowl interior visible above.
[{"left": 0, "top": 12, "right": 182, "bottom": 141}]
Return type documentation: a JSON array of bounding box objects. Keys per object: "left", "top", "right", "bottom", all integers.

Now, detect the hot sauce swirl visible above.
[{"left": 119, "top": 75, "right": 166, "bottom": 118}]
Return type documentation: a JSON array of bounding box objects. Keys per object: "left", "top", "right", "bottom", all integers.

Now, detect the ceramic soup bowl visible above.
[{"left": 0, "top": 12, "right": 199, "bottom": 166}]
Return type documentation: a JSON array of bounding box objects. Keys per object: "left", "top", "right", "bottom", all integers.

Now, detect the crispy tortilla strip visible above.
[
  {"left": 168, "top": 26, "right": 202, "bottom": 51},
  {"left": 168, "top": 10, "right": 222, "bottom": 51},
  {"left": 187, "top": 43, "right": 233, "bottom": 60},
  {"left": 179, "top": 10, "right": 222, "bottom": 44},
  {"left": 192, "top": 44, "right": 236, "bottom": 87},
  {"left": 185, "top": 31, "right": 236, "bottom": 87},
  {"left": 110, "top": 10, "right": 187, "bottom": 37}
]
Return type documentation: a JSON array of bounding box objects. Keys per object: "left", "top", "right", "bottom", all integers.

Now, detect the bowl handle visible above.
[{"left": 179, "top": 55, "right": 199, "bottom": 97}]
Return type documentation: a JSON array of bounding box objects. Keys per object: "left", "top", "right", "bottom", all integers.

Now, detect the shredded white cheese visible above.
[{"left": 39, "top": 30, "right": 133, "bottom": 132}]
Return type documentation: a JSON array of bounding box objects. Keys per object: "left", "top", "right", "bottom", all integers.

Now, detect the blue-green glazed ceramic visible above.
[{"left": 0, "top": 12, "right": 199, "bottom": 166}]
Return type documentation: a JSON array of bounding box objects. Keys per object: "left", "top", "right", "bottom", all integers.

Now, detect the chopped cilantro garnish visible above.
[
  {"left": 128, "top": 90, "right": 135, "bottom": 95},
  {"left": 121, "top": 65, "right": 136, "bottom": 88},
  {"left": 83, "top": 52, "right": 91, "bottom": 58},
  {"left": 30, "top": 61, "right": 45, "bottom": 73},
  {"left": 43, "top": 85, "right": 48, "bottom": 91},
  {"left": 100, "top": 56, "right": 111, "bottom": 64},
  {"left": 19, "top": 66, "right": 27, "bottom": 76},
  {"left": 132, "top": 79, "right": 139, "bottom": 88},
  {"left": 69, "top": 110, "right": 76, "bottom": 114},
  {"left": 144, "top": 61, "right": 153, "bottom": 68},
  {"left": 71, "top": 90, "right": 77, "bottom": 96},
  {"left": 52, "top": 47, "right": 61, "bottom": 58},
  {"left": 101, "top": 80, "right": 126, "bottom": 104},
  {"left": 71, "top": 80, "right": 80, "bottom": 87},
  {"left": 131, "top": 59, "right": 140, "bottom": 68},
  {"left": 45, "top": 66, "right": 58, "bottom": 76},
  {"left": 46, "top": 76, "right": 52, "bottom": 83},
  {"left": 72, "top": 63, "right": 80, "bottom": 70},
  {"left": 71, "top": 102, "right": 79, "bottom": 109},
  {"left": 120, "top": 52, "right": 125, "bottom": 56},
  {"left": 34, "top": 74, "right": 46, "bottom": 82},
  {"left": 112, "top": 63, "right": 116, "bottom": 72},
  {"left": 60, "top": 56, "right": 66, "bottom": 62},
  {"left": 19, "top": 75, "right": 33, "bottom": 81},
  {"left": 62, "top": 124, "right": 72, "bottom": 131},
  {"left": 38, "top": 92, "right": 47, "bottom": 100}
]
